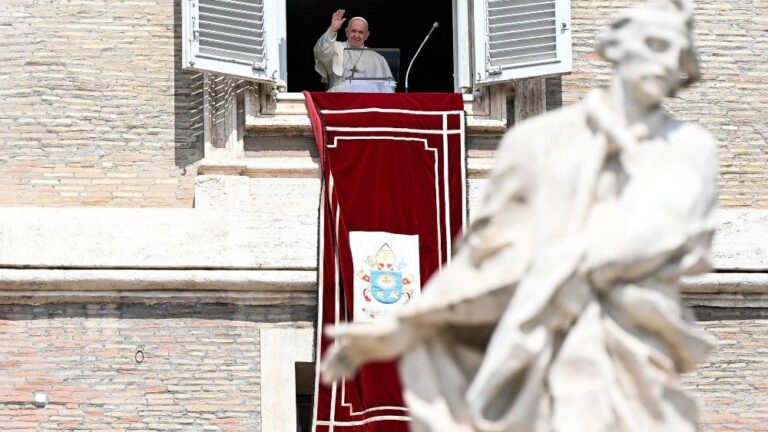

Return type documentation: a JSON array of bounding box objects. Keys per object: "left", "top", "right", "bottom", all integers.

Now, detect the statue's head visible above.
[{"left": 596, "top": 0, "right": 699, "bottom": 106}]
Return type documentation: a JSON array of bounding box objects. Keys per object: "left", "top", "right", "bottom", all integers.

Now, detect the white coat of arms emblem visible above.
[{"left": 349, "top": 232, "right": 421, "bottom": 323}]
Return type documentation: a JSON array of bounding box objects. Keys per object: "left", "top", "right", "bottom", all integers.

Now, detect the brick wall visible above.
[
  {"left": 0, "top": 0, "right": 203, "bottom": 207},
  {"left": 565, "top": 0, "right": 768, "bottom": 208},
  {"left": 682, "top": 317, "right": 768, "bottom": 431},
  {"left": 0, "top": 304, "right": 764, "bottom": 431},
  {"left": 0, "top": 303, "right": 315, "bottom": 431}
]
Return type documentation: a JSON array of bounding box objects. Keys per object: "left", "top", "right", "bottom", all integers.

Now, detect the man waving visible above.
[{"left": 313, "top": 10, "right": 394, "bottom": 92}]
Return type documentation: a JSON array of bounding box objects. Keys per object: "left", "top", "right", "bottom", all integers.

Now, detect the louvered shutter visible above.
[
  {"left": 473, "top": 0, "right": 572, "bottom": 86},
  {"left": 182, "top": 0, "right": 286, "bottom": 84}
]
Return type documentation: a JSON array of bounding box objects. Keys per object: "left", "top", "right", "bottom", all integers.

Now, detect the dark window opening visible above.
[
  {"left": 286, "top": 0, "right": 455, "bottom": 93},
  {"left": 295, "top": 361, "right": 316, "bottom": 432}
]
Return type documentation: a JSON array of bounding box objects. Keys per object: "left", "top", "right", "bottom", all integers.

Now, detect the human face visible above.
[
  {"left": 616, "top": 19, "right": 689, "bottom": 108},
  {"left": 345, "top": 19, "right": 369, "bottom": 49}
]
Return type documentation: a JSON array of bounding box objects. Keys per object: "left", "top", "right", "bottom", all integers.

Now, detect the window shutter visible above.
[
  {"left": 182, "top": 0, "right": 286, "bottom": 85},
  {"left": 473, "top": 0, "right": 572, "bottom": 86}
]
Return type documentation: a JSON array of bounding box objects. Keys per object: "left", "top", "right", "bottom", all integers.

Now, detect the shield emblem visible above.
[{"left": 370, "top": 270, "right": 403, "bottom": 304}]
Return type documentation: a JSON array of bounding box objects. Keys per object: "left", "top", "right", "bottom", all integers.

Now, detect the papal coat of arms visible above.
[{"left": 349, "top": 232, "right": 421, "bottom": 323}]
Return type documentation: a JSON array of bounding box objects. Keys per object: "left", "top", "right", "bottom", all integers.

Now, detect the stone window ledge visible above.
[
  {"left": 244, "top": 89, "right": 509, "bottom": 135},
  {"left": 197, "top": 155, "right": 494, "bottom": 178}
]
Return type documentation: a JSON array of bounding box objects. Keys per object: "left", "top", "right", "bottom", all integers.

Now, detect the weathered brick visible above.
[
  {"left": 0, "top": 0, "right": 203, "bottom": 207},
  {"left": 0, "top": 303, "right": 313, "bottom": 430}
]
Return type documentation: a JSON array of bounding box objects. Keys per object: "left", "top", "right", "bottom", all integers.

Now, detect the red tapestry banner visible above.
[{"left": 305, "top": 92, "right": 467, "bottom": 432}]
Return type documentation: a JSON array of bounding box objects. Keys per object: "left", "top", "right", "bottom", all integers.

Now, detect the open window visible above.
[
  {"left": 182, "top": 0, "right": 571, "bottom": 92},
  {"left": 284, "top": 0, "right": 457, "bottom": 93}
]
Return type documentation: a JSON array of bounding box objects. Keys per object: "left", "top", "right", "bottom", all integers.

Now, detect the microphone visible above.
[{"left": 405, "top": 22, "right": 439, "bottom": 93}]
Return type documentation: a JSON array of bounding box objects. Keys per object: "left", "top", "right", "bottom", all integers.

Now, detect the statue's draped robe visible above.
[
  {"left": 396, "top": 91, "right": 718, "bottom": 432},
  {"left": 313, "top": 29, "right": 394, "bottom": 92}
]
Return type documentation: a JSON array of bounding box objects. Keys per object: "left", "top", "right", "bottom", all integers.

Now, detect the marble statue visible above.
[{"left": 321, "top": 1, "right": 718, "bottom": 431}]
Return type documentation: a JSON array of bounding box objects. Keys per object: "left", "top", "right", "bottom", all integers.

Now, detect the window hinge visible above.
[
  {"left": 191, "top": 16, "right": 198, "bottom": 41},
  {"left": 272, "top": 71, "right": 286, "bottom": 92},
  {"left": 488, "top": 65, "right": 502, "bottom": 75}
]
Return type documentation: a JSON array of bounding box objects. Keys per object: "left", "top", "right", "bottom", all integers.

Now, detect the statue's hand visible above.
[
  {"left": 330, "top": 9, "right": 346, "bottom": 33},
  {"left": 320, "top": 319, "right": 411, "bottom": 384}
]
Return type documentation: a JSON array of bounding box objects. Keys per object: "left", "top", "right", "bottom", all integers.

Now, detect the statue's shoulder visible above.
[
  {"left": 666, "top": 119, "right": 718, "bottom": 160},
  {"left": 652, "top": 119, "right": 719, "bottom": 185},
  {"left": 670, "top": 120, "right": 714, "bottom": 143}
]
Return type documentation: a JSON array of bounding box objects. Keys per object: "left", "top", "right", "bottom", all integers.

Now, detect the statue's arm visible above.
[
  {"left": 320, "top": 319, "right": 432, "bottom": 383},
  {"left": 320, "top": 130, "right": 537, "bottom": 381}
]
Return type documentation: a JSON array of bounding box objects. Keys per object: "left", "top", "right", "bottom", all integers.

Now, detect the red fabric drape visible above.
[{"left": 305, "top": 92, "right": 466, "bottom": 432}]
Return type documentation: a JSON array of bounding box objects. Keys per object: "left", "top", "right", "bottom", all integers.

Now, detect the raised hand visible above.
[{"left": 330, "top": 9, "right": 346, "bottom": 32}]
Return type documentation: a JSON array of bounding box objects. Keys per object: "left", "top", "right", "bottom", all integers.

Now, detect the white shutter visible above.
[
  {"left": 182, "top": 0, "right": 286, "bottom": 85},
  {"left": 473, "top": 0, "right": 571, "bottom": 86}
]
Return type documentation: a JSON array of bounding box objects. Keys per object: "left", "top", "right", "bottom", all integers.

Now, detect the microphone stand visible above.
[{"left": 405, "top": 22, "right": 439, "bottom": 93}]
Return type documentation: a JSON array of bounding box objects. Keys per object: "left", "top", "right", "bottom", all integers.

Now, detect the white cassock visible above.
[{"left": 313, "top": 28, "right": 395, "bottom": 93}]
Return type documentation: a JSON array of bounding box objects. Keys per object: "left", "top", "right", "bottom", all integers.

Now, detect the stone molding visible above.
[
  {"left": 0, "top": 269, "right": 316, "bottom": 305},
  {"left": 0, "top": 288, "right": 316, "bottom": 306},
  {"left": 0, "top": 206, "right": 764, "bottom": 306},
  {"left": 196, "top": 156, "right": 495, "bottom": 179},
  {"left": 1, "top": 269, "right": 763, "bottom": 307},
  {"left": 681, "top": 273, "right": 768, "bottom": 308}
]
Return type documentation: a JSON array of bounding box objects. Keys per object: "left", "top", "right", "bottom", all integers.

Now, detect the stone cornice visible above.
[
  {"left": 0, "top": 269, "right": 316, "bottom": 305},
  {"left": 0, "top": 268, "right": 765, "bottom": 307}
]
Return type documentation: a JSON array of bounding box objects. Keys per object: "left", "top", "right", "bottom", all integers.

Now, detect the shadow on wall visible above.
[
  {"left": 0, "top": 303, "right": 317, "bottom": 322},
  {"left": 173, "top": 0, "right": 205, "bottom": 170},
  {"left": 692, "top": 306, "right": 768, "bottom": 321}
]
